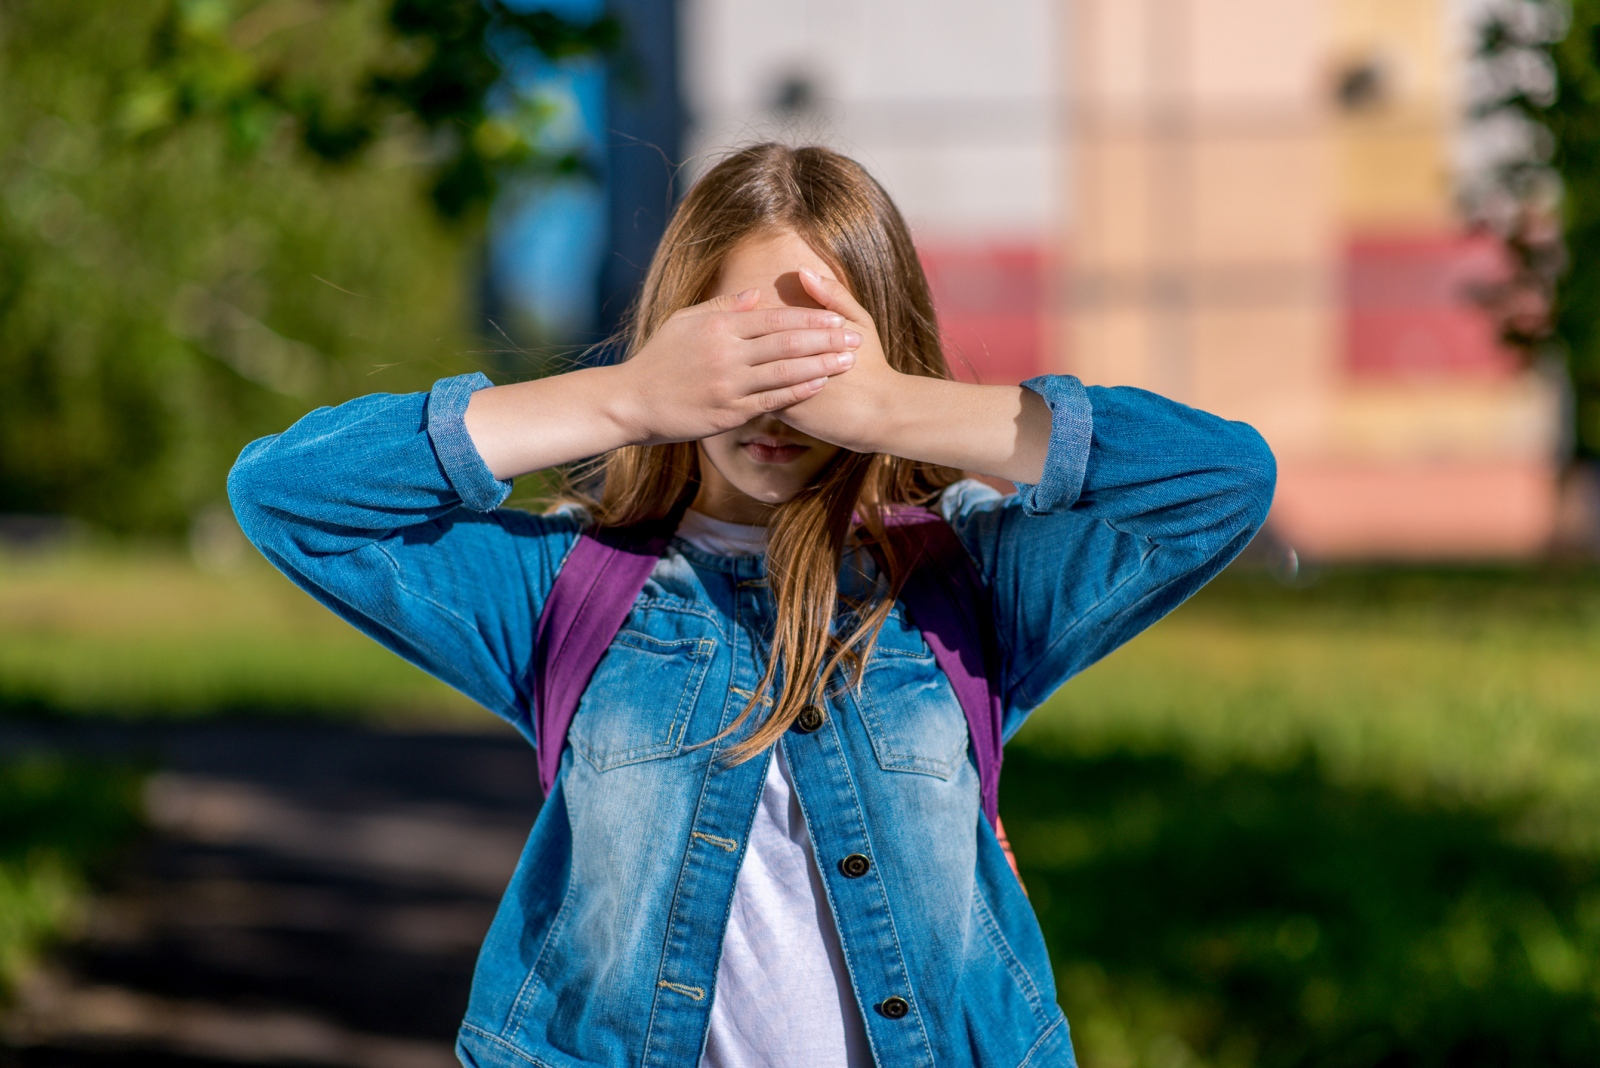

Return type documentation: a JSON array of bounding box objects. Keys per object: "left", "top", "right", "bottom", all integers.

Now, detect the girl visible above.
[{"left": 229, "top": 144, "right": 1275, "bottom": 1068}]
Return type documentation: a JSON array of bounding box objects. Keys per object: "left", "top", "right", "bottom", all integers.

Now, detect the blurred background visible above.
[{"left": 5, "top": 0, "right": 1600, "bottom": 1065}]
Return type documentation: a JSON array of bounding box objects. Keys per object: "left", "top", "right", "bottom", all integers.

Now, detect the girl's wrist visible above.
[
  {"left": 849, "top": 370, "right": 918, "bottom": 454},
  {"left": 592, "top": 363, "right": 653, "bottom": 448}
]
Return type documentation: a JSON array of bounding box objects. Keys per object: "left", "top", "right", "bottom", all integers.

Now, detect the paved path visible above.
[{"left": 0, "top": 723, "right": 543, "bottom": 1067}]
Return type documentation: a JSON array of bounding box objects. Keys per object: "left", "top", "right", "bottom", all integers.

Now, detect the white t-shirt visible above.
[{"left": 676, "top": 509, "right": 873, "bottom": 1068}]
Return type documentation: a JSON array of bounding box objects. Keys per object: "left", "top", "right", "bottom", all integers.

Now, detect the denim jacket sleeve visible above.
[
  {"left": 226, "top": 372, "right": 577, "bottom": 740},
  {"left": 941, "top": 374, "right": 1277, "bottom": 739}
]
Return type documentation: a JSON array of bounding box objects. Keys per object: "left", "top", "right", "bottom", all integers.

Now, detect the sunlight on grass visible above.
[
  {"left": 0, "top": 546, "right": 486, "bottom": 724},
  {"left": 1019, "top": 567, "right": 1600, "bottom": 850}
]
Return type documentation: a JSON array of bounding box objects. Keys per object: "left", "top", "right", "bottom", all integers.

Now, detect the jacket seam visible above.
[
  {"left": 527, "top": 853, "right": 581, "bottom": 988},
  {"left": 852, "top": 683, "right": 969, "bottom": 779},
  {"left": 639, "top": 648, "right": 758, "bottom": 1064},
  {"left": 631, "top": 595, "right": 726, "bottom": 635},
  {"left": 355, "top": 539, "right": 525, "bottom": 720},
  {"left": 1015, "top": 1014, "right": 1067, "bottom": 1068},
  {"left": 610, "top": 632, "right": 713, "bottom": 654},
  {"left": 1010, "top": 530, "right": 1160, "bottom": 712},
  {"left": 973, "top": 882, "right": 1048, "bottom": 1021},
  {"left": 369, "top": 539, "right": 487, "bottom": 635},
  {"left": 460, "top": 1021, "right": 559, "bottom": 1068},
  {"left": 506, "top": 808, "right": 582, "bottom": 1035},
  {"left": 568, "top": 638, "right": 715, "bottom": 771}
]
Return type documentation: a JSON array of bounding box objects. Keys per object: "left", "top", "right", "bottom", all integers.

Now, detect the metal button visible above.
[
  {"left": 877, "top": 996, "right": 910, "bottom": 1019},
  {"left": 838, "top": 853, "right": 871, "bottom": 879},
  {"left": 794, "top": 704, "right": 826, "bottom": 734}
]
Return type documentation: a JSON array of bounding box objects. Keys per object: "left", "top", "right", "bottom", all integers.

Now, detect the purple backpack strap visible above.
[
  {"left": 533, "top": 516, "right": 678, "bottom": 794},
  {"left": 533, "top": 505, "right": 1007, "bottom": 839},
  {"left": 880, "top": 509, "right": 1006, "bottom": 830}
]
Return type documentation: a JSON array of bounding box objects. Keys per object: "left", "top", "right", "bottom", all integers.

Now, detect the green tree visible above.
[
  {"left": 132, "top": 0, "right": 618, "bottom": 220},
  {"left": 1545, "top": 0, "right": 1600, "bottom": 455},
  {"left": 1481, "top": 0, "right": 1600, "bottom": 456},
  {"left": 0, "top": 0, "right": 613, "bottom": 534}
]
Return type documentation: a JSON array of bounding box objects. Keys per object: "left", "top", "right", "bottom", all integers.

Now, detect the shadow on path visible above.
[
  {"left": 15, "top": 724, "right": 1600, "bottom": 1066},
  {"left": 0, "top": 722, "right": 542, "bottom": 1068}
]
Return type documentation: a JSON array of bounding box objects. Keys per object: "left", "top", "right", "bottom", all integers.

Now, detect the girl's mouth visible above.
[{"left": 741, "top": 438, "right": 809, "bottom": 464}]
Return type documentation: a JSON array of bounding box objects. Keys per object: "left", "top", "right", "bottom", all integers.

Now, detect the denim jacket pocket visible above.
[
  {"left": 851, "top": 614, "right": 970, "bottom": 779},
  {"left": 567, "top": 613, "right": 717, "bottom": 772}
]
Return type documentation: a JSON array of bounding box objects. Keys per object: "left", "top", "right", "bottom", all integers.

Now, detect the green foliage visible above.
[
  {"left": 0, "top": 755, "right": 144, "bottom": 997},
  {"left": 0, "top": 0, "right": 483, "bottom": 534},
  {"left": 1542, "top": 1, "right": 1600, "bottom": 452},
  {"left": 134, "top": 0, "right": 619, "bottom": 219},
  {"left": 1487, "top": 0, "right": 1600, "bottom": 454}
]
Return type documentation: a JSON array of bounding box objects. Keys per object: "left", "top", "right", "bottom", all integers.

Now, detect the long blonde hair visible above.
[{"left": 577, "top": 143, "right": 960, "bottom": 764}]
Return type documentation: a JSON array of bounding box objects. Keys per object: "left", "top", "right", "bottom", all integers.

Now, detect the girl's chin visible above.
[
  {"left": 742, "top": 487, "right": 803, "bottom": 506},
  {"left": 725, "top": 476, "right": 806, "bottom": 506}
]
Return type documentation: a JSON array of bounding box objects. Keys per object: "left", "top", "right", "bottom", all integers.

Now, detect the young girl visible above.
[{"left": 229, "top": 144, "right": 1275, "bottom": 1068}]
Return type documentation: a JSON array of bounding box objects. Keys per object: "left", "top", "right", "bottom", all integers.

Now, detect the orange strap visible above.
[{"left": 994, "top": 815, "right": 1027, "bottom": 896}]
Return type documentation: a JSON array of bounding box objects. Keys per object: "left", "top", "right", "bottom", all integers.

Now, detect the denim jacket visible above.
[{"left": 228, "top": 372, "right": 1275, "bottom": 1068}]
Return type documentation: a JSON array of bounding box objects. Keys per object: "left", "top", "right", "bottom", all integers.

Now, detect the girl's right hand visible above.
[
  {"left": 612, "top": 287, "right": 861, "bottom": 445},
  {"left": 465, "top": 288, "right": 859, "bottom": 480}
]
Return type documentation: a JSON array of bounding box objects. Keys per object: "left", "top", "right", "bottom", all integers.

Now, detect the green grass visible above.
[
  {"left": 1019, "top": 566, "right": 1600, "bottom": 849},
  {"left": 1009, "top": 566, "right": 1600, "bottom": 1067},
  {"left": 0, "top": 755, "right": 144, "bottom": 997},
  {"left": 0, "top": 545, "right": 485, "bottom": 722}
]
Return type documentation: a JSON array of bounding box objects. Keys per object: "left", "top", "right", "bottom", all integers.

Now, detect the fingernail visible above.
[
  {"left": 843, "top": 330, "right": 862, "bottom": 348},
  {"left": 823, "top": 313, "right": 844, "bottom": 327},
  {"left": 836, "top": 351, "right": 857, "bottom": 368},
  {"left": 800, "top": 267, "right": 820, "bottom": 282},
  {"left": 807, "top": 377, "right": 828, "bottom": 390},
  {"left": 736, "top": 287, "right": 757, "bottom": 301}
]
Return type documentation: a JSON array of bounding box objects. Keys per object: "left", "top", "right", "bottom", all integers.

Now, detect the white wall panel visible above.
[{"left": 680, "top": 0, "right": 1063, "bottom": 240}]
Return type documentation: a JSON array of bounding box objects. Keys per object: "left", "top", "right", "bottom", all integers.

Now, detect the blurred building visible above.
[{"left": 682, "top": 0, "right": 1564, "bottom": 559}]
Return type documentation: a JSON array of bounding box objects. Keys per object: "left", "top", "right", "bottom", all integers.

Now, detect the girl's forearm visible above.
[
  {"left": 465, "top": 290, "right": 863, "bottom": 481},
  {"left": 464, "top": 366, "right": 641, "bottom": 481},
  {"left": 858, "top": 376, "right": 1052, "bottom": 485}
]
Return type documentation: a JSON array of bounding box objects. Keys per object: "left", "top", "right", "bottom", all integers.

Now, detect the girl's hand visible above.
[
  {"left": 612, "top": 286, "right": 861, "bottom": 445},
  {"left": 769, "top": 268, "right": 901, "bottom": 452},
  {"left": 465, "top": 287, "right": 860, "bottom": 480},
  {"left": 776, "top": 267, "right": 1053, "bottom": 484}
]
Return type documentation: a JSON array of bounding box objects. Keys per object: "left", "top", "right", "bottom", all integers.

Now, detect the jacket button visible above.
[
  {"left": 838, "top": 853, "right": 871, "bottom": 878},
  {"left": 794, "top": 704, "right": 826, "bottom": 733},
  {"left": 877, "top": 996, "right": 910, "bottom": 1019}
]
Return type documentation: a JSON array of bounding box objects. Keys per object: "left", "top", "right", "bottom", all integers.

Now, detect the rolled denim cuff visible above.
[
  {"left": 1015, "top": 374, "right": 1093, "bottom": 515},
  {"left": 425, "top": 373, "right": 513, "bottom": 513}
]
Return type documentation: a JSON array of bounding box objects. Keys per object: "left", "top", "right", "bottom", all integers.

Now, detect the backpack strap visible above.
[
  {"left": 533, "top": 506, "right": 1010, "bottom": 855},
  {"left": 877, "top": 509, "right": 1006, "bottom": 830},
  {"left": 533, "top": 514, "right": 680, "bottom": 794}
]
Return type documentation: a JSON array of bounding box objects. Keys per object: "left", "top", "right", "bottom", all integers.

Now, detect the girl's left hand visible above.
[
  {"left": 773, "top": 267, "right": 902, "bottom": 453},
  {"left": 778, "top": 265, "right": 1053, "bottom": 483}
]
